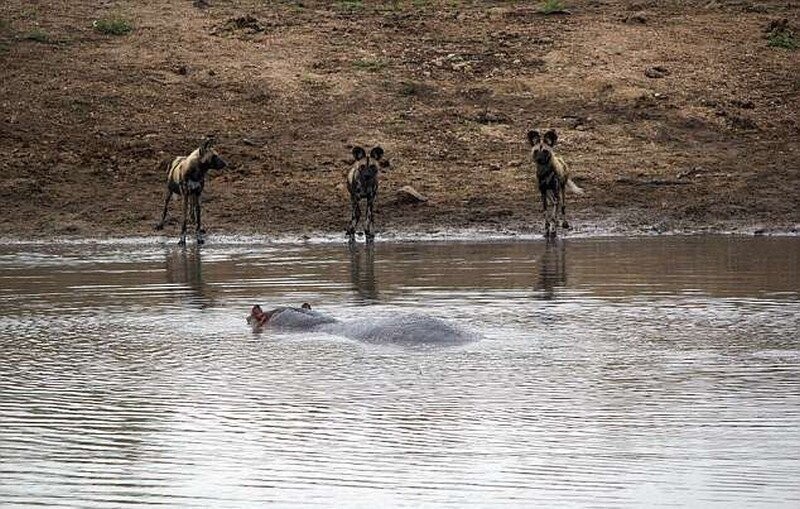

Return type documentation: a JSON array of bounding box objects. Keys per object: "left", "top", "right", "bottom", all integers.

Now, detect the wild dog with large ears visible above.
[
  {"left": 527, "top": 128, "right": 583, "bottom": 238},
  {"left": 345, "top": 145, "right": 389, "bottom": 241},
  {"left": 155, "top": 137, "right": 228, "bottom": 246}
]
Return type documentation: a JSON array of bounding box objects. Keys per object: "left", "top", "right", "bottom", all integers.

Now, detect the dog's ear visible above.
[
  {"left": 527, "top": 130, "right": 541, "bottom": 146},
  {"left": 200, "top": 137, "right": 214, "bottom": 154},
  {"left": 543, "top": 129, "right": 558, "bottom": 147},
  {"left": 369, "top": 146, "right": 384, "bottom": 160},
  {"left": 352, "top": 146, "right": 366, "bottom": 161}
]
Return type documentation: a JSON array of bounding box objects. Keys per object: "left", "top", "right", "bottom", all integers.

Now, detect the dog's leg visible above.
[
  {"left": 155, "top": 189, "right": 172, "bottom": 230},
  {"left": 559, "top": 182, "right": 569, "bottom": 229},
  {"left": 194, "top": 194, "right": 204, "bottom": 245},
  {"left": 179, "top": 190, "right": 188, "bottom": 246},
  {"left": 365, "top": 195, "right": 375, "bottom": 241},
  {"left": 540, "top": 189, "right": 551, "bottom": 237},
  {"left": 347, "top": 196, "right": 360, "bottom": 238}
]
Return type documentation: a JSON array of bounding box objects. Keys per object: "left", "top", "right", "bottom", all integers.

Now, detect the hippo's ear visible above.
[
  {"left": 352, "top": 146, "right": 366, "bottom": 161},
  {"left": 543, "top": 129, "right": 558, "bottom": 147},
  {"left": 369, "top": 146, "right": 384, "bottom": 160},
  {"left": 527, "top": 130, "right": 540, "bottom": 146}
]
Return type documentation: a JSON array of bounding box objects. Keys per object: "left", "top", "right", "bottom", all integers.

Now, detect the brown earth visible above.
[{"left": 1, "top": 0, "right": 799, "bottom": 239}]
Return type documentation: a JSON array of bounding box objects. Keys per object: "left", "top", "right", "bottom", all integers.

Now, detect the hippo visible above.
[{"left": 247, "top": 304, "right": 476, "bottom": 345}]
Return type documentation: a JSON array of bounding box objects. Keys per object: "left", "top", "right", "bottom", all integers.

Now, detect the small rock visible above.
[
  {"left": 729, "top": 114, "right": 758, "bottom": 130},
  {"left": 644, "top": 66, "right": 669, "bottom": 78},
  {"left": 474, "top": 110, "right": 507, "bottom": 124},
  {"left": 677, "top": 167, "right": 703, "bottom": 179},
  {"left": 397, "top": 185, "right": 427, "bottom": 204},
  {"left": 624, "top": 11, "right": 648, "bottom": 24},
  {"left": 764, "top": 18, "right": 789, "bottom": 35},
  {"left": 562, "top": 115, "right": 582, "bottom": 129},
  {"left": 211, "top": 15, "right": 266, "bottom": 37},
  {"left": 488, "top": 163, "right": 502, "bottom": 171},
  {"left": 730, "top": 98, "right": 755, "bottom": 109}
]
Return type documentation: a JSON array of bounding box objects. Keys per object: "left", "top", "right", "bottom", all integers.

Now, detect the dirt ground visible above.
[{"left": 1, "top": 0, "right": 798, "bottom": 239}]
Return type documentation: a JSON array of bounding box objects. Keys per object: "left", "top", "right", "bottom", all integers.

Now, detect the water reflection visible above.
[
  {"left": 164, "top": 246, "right": 212, "bottom": 308},
  {"left": 1, "top": 237, "right": 800, "bottom": 508},
  {"left": 348, "top": 242, "right": 378, "bottom": 303},
  {"left": 534, "top": 239, "right": 567, "bottom": 300}
]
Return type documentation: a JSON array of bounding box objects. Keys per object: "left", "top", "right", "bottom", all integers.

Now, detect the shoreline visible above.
[{"left": 2, "top": 222, "right": 798, "bottom": 247}]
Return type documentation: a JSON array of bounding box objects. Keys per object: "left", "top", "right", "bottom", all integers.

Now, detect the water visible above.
[{"left": 0, "top": 236, "right": 798, "bottom": 508}]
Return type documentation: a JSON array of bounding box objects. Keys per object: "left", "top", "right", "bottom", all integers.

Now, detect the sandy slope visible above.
[{"left": 1, "top": 0, "right": 798, "bottom": 238}]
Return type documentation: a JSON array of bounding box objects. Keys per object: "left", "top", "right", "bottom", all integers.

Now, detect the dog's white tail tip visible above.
[{"left": 567, "top": 179, "right": 584, "bottom": 195}]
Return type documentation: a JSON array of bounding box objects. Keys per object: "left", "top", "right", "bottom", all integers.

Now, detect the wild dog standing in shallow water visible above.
[
  {"left": 527, "top": 129, "right": 583, "bottom": 237},
  {"left": 346, "top": 145, "right": 389, "bottom": 241},
  {"left": 154, "top": 138, "right": 227, "bottom": 245}
]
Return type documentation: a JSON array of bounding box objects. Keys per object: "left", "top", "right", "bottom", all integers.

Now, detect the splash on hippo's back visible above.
[
  {"left": 265, "top": 309, "right": 475, "bottom": 345},
  {"left": 329, "top": 313, "right": 476, "bottom": 344}
]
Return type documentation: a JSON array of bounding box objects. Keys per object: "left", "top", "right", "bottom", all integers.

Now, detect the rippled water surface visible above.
[{"left": 1, "top": 236, "right": 799, "bottom": 508}]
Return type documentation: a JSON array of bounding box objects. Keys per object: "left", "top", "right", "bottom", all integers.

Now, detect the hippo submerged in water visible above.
[{"left": 247, "top": 304, "right": 475, "bottom": 345}]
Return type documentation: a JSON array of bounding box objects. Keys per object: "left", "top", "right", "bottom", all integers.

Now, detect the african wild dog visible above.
[
  {"left": 346, "top": 145, "right": 389, "bottom": 241},
  {"left": 527, "top": 128, "right": 583, "bottom": 237},
  {"left": 154, "top": 138, "right": 227, "bottom": 245}
]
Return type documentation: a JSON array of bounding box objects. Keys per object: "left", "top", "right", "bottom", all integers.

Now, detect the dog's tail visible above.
[
  {"left": 157, "top": 158, "right": 173, "bottom": 179},
  {"left": 566, "top": 178, "right": 584, "bottom": 195}
]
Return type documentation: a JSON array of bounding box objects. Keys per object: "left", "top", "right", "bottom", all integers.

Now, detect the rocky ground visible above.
[{"left": 1, "top": 0, "right": 798, "bottom": 239}]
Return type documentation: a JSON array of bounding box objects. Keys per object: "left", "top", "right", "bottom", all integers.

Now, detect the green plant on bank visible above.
[
  {"left": 336, "top": 0, "right": 364, "bottom": 11},
  {"left": 93, "top": 17, "right": 133, "bottom": 36},
  {"left": 22, "top": 29, "right": 50, "bottom": 43},
  {"left": 768, "top": 29, "right": 797, "bottom": 50},
  {"left": 353, "top": 57, "right": 387, "bottom": 72},
  {"left": 539, "top": 0, "right": 566, "bottom": 14}
]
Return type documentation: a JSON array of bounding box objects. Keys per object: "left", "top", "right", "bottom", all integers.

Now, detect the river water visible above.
[{"left": 1, "top": 236, "right": 798, "bottom": 508}]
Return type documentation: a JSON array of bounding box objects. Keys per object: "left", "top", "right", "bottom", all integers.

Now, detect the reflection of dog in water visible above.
[
  {"left": 164, "top": 247, "right": 212, "bottom": 308},
  {"left": 248, "top": 303, "right": 312, "bottom": 331},
  {"left": 349, "top": 242, "right": 378, "bottom": 302},
  {"left": 534, "top": 240, "right": 567, "bottom": 300}
]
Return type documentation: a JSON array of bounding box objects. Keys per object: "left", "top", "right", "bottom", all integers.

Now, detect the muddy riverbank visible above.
[{"left": 1, "top": 1, "right": 798, "bottom": 238}]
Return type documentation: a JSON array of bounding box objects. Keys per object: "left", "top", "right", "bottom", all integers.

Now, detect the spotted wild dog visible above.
[
  {"left": 154, "top": 138, "right": 227, "bottom": 245},
  {"left": 527, "top": 129, "right": 583, "bottom": 237},
  {"left": 346, "top": 145, "right": 389, "bottom": 241}
]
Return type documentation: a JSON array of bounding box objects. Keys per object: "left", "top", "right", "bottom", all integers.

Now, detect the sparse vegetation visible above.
[
  {"left": 768, "top": 30, "right": 797, "bottom": 50},
  {"left": 92, "top": 17, "right": 133, "bottom": 36},
  {"left": 336, "top": 0, "right": 364, "bottom": 11},
  {"left": 22, "top": 29, "right": 50, "bottom": 43},
  {"left": 765, "top": 18, "right": 797, "bottom": 50},
  {"left": 353, "top": 57, "right": 387, "bottom": 72},
  {"left": 539, "top": 0, "right": 567, "bottom": 15}
]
